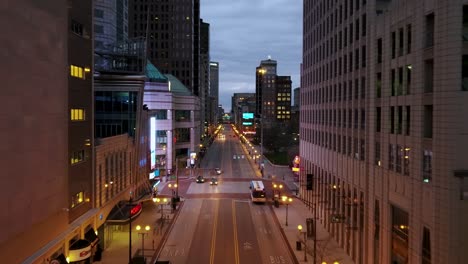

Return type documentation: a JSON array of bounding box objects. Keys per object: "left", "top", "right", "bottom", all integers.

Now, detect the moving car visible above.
[
  {"left": 210, "top": 177, "right": 218, "bottom": 185},
  {"left": 215, "top": 168, "right": 222, "bottom": 175},
  {"left": 196, "top": 175, "right": 205, "bottom": 183}
]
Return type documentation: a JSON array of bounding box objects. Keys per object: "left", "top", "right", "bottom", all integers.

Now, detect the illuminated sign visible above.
[
  {"left": 242, "top": 112, "right": 254, "bottom": 119},
  {"left": 150, "top": 117, "right": 156, "bottom": 170},
  {"left": 292, "top": 167, "right": 300, "bottom": 172},
  {"left": 68, "top": 245, "right": 92, "bottom": 262},
  {"left": 190, "top": 152, "right": 197, "bottom": 165},
  {"left": 242, "top": 122, "right": 253, "bottom": 126}
]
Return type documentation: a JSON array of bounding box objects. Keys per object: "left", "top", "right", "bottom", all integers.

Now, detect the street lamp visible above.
[
  {"left": 168, "top": 183, "right": 178, "bottom": 212},
  {"left": 153, "top": 197, "right": 168, "bottom": 220},
  {"left": 128, "top": 197, "right": 134, "bottom": 264},
  {"left": 168, "top": 183, "right": 178, "bottom": 197},
  {"left": 135, "top": 225, "right": 150, "bottom": 260},
  {"left": 281, "top": 196, "right": 293, "bottom": 226},
  {"left": 298, "top": 224, "right": 307, "bottom": 262}
]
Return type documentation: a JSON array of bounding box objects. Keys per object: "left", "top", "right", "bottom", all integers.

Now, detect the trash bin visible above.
[{"left": 296, "top": 241, "right": 302, "bottom": 251}]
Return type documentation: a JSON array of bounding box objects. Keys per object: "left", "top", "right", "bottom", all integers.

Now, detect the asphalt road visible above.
[{"left": 156, "top": 125, "right": 294, "bottom": 264}]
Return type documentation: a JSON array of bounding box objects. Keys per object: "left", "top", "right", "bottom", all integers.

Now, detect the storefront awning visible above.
[{"left": 106, "top": 200, "right": 142, "bottom": 224}]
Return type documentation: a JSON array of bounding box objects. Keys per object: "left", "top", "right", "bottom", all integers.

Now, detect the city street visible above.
[{"left": 154, "top": 126, "right": 295, "bottom": 264}]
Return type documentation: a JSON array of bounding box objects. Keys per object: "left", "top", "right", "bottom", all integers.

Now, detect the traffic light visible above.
[{"left": 306, "top": 174, "right": 313, "bottom": 190}]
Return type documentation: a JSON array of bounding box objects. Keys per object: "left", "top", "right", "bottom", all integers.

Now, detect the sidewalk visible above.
[
  {"left": 240, "top": 140, "right": 354, "bottom": 264},
  {"left": 98, "top": 200, "right": 175, "bottom": 264}
]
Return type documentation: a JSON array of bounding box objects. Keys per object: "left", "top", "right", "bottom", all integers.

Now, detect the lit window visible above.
[
  {"left": 71, "top": 191, "right": 84, "bottom": 208},
  {"left": 71, "top": 108, "right": 85, "bottom": 121},
  {"left": 70, "top": 65, "right": 85, "bottom": 79},
  {"left": 71, "top": 150, "right": 85, "bottom": 164}
]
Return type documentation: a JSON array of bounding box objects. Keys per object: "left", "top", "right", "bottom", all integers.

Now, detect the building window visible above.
[
  {"left": 94, "top": 8, "right": 104, "bottom": 18},
  {"left": 70, "top": 108, "right": 85, "bottom": 121},
  {"left": 376, "top": 72, "right": 382, "bottom": 98},
  {"left": 94, "top": 24, "right": 104, "bottom": 34},
  {"left": 174, "top": 128, "right": 190, "bottom": 143},
  {"left": 406, "top": 65, "right": 412, "bottom": 94},
  {"left": 391, "top": 206, "right": 409, "bottom": 264},
  {"left": 425, "top": 13, "right": 434, "bottom": 48},
  {"left": 397, "top": 67, "right": 403, "bottom": 96},
  {"left": 373, "top": 200, "right": 380, "bottom": 264},
  {"left": 424, "top": 105, "right": 433, "bottom": 138},
  {"left": 375, "top": 142, "right": 381, "bottom": 166},
  {"left": 398, "top": 28, "right": 404, "bottom": 56},
  {"left": 376, "top": 107, "right": 381, "bottom": 132},
  {"left": 71, "top": 20, "right": 83, "bottom": 36},
  {"left": 71, "top": 191, "right": 84, "bottom": 208},
  {"left": 395, "top": 145, "right": 402, "bottom": 173},
  {"left": 406, "top": 24, "right": 412, "bottom": 53},
  {"left": 377, "top": 38, "right": 382, "bottom": 63},
  {"left": 403, "top": 147, "right": 410, "bottom": 176},
  {"left": 405, "top": 106, "right": 411, "bottom": 135},
  {"left": 390, "top": 106, "right": 395, "bottom": 134},
  {"left": 71, "top": 150, "right": 85, "bottom": 165},
  {"left": 462, "top": 55, "right": 468, "bottom": 91},
  {"left": 423, "top": 150, "right": 432, "bottom": 182},
  {"left": 388, "top": 144, "right": 395, "bottom": 170},
  {"left": 70, "top": 65, "right": 85, "bottom": 79},
  {"left": 391, "top": 69, "right": 396, "bottom": 96},
  {"left": 154, "top": 110, "right": 168, "bottom": 120},
  {"left": 391, "top": 31, "right": 396, "bottom": 59},
  {"left": 175, "top": 110, "right": 191, "bottom": 122},
  {"left": 360, "top": 139, "right": 365, "bottom": 161},
  {"left": 422, "top": 227, "right": 432, "bottom": 264}
]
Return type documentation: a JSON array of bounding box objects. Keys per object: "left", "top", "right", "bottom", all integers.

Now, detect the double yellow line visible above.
[
  {"left": 209, "top": 200, "right": 240, "bottom": 264},
  {"left": 232, "top": 201, "right": 240, "bottom": 264}
]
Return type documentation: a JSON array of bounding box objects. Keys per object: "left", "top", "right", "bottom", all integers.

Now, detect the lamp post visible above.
[
  {"left": 168, "top": 183, "right": 178, "bottom": 212},
  {"left": 153, "top": 197, "right": 168, "bottom": 220},
  {"left": 168, "top": 183, "right": 178, "bottom": 197},
  {"left": 135, "top": 225, "right": 150, "bottom": 259},
  {"left": 298, "top": 224, "right": 307, "bottom": 262},
  {"left": 281, "top": 196, "right": 293, "bottom": 226},
  {"left": 128, "top": 197, "right": 133, "bottom": 264}
]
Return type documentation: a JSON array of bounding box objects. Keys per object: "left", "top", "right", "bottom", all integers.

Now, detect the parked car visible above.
[
  {"left": 215, "top": 168, "right": 222, "bottom": 175},
  {"left": 196, "top": 175, "right": 205, "bottom": 183}
]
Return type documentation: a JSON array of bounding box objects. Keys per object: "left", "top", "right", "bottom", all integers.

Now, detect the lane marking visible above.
[
  {"left": 232, "top": 200, "right": 240, "bottom": 264},
  {"left": 209, "top": 200, "right": 219, "bottom": 264}
]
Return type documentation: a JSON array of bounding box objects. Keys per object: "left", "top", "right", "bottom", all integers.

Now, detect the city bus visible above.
[{"left": 249, "top": 180, "right": 267, "bottom": 203}]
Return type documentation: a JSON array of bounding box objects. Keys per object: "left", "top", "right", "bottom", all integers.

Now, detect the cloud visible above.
[{"left": 201, "top": 1, "right": 302, "bottom": 111}]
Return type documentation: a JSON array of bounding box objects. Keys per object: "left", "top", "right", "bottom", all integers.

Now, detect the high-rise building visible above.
[
  {"left": 255, "top": 58, "right": 291, "bottom": 124},
  {"left": 275, "top": 75, "right": 292, "bottom": 121},
  {"left": 93, "top": 0, "right": 129, "bottom": 50},
  {"left": 293, "top": 87, "right": 300, "bottom": 107},
  {"left": 256, "top": 59, "right": 277, "bottom": 123},
  {"left": 128, "top": 0, "right": 200, "bottom": 95},
  {"left": 0, "top": 0, "right": 95, "bottom": 263},
  {"left": 209, "top": 61, "right": 219, "bottom": 124},
  {"left": 231, "top": 93, "right": 256, "bottom": 126},
  {"left": 300, "top": 1, "right": 468, "bottom": 264},
  {"left": 200, "top": 20, "right": 210, "bottom": 136}
]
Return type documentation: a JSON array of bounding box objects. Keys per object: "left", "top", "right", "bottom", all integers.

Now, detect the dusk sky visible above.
[{"left": 201, "top": 0, "right": 303, "bottom": 112}]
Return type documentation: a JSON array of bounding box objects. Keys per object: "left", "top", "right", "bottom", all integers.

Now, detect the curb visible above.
[
  {"left": 150, "top": 200, "right": 185, "bottom": 263},
  {"left": 268, "top": 204, "right": 300, "bottom": 264}
]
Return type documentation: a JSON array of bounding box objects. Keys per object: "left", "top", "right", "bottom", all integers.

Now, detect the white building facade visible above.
[{"left": 144, "top": 75, "right": 201, "bottom": 178}]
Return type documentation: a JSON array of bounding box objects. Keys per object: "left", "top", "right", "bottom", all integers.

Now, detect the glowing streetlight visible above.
[{"left": 135, "top": 225, "right": 150, "bottom": 260}]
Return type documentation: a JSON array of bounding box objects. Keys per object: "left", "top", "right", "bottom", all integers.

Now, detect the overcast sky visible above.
[{"left": 201, "top": 0, "right": 302, "bottom": 112}]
